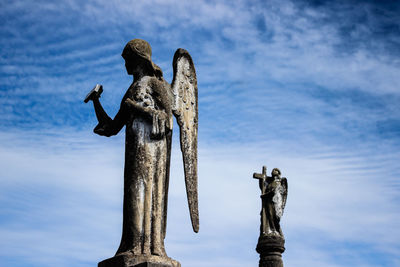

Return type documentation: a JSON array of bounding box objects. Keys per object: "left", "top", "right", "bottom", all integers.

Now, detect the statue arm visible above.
[
  {"left": 259, "top": 179, "right": 263, "bottom": 192},
  {"left": 264, "top": 184, "right": 275, "bottom": 196},
  {"left": 125, "top": 97, "right": 169, "bottom": 139},
  {"left": 124, "top": 98, "right": 168, "bottom": 121},
  {"left": 92, "top": 98, "right": 127, "bottom": 137}
]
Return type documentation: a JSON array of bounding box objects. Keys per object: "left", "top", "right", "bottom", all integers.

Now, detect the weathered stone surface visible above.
[
  {"left": 98, "top": 253, "right": 181, "bottom": 267},
  {"left": 253, "top": 166, "right": 288, "bottom": 267},
  {"left": 171, "top": 49, "right": 199, "bottom": 233},
  {"left": 85, "top": 39, "right": 199, "bottom": 265},
  {"left": 257, "top": 235, "right": 285, "bottom": 267}
]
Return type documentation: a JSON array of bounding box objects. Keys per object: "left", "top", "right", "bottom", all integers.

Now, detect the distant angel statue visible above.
[
  {"left": 264, "top": 168, "right": 287, "bottom": 236},
  {"left": 254, "top": 167, "right": 288, "bottom": 237},
  {"left": 84, "top": 39, "right": 198, "bottom": 265}
]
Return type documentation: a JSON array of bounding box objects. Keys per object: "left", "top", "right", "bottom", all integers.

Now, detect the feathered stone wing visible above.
[
  {"left": 280, "top": 178, "right": 288, "bottom": 218},
  {"left": 171, "top": 48, "right": 199, "bottom": 233}
]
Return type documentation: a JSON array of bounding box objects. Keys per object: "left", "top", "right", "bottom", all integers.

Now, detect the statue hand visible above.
[
  {"left": 151, "top": 110, "right": 168, "bottom": 139},
  {"left": 124, "top": 98, "right": 139, "bottom": 109},
  {"left": 125, "top": 98, "right": 150, "bottom": 115},
  {"left": 125, "top": 98, "right": 168, "bottom": 138},
  {"left": 84, "top": 84, "right": 103, "bottom": 103},
  {"left": 125, "top": 98, "right": 151, "bottom": 111}
]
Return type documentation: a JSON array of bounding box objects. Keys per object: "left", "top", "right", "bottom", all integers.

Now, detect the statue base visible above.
[
  {"left": 98, "top": 253, "right": 181, "bottom": 267},
  {"left": 256, "top": 235, "right": 285, "bottom": 267}
]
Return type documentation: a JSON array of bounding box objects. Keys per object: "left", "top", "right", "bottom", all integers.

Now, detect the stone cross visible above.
[{"left": 253, "top": 166, "right": 268, "bottom": 195}]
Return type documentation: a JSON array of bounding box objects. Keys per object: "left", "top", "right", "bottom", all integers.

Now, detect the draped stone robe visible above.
[{"left": 94, "top": 75, "right": 173, "bottom": 256}]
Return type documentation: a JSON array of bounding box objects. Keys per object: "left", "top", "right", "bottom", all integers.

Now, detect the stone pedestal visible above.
[
  {"left": 256, "top": 235, "right": 285, "bottom": 267},
  {"left": 98, "top": 253, "right": 181, "bottom": 267}
]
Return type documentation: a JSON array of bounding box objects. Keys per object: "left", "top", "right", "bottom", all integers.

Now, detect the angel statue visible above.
[
  {"left": 84, "top": 39, "right": 198, "bottom": 267},
  {"left": 253, "top": 167, "right": 288, "bottom": 238}
]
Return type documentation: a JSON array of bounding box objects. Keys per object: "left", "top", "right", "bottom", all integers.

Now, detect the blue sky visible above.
[{"left": 1, "top": 0, "right": 399, "bottom": 266}]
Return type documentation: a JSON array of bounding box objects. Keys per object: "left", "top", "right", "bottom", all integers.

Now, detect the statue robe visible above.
[
  {"left": 94, "top": 75, "right": 172, "bottom": 256},
  {"left": 262, "top": 178, "right": 284, "bottom": 236}
]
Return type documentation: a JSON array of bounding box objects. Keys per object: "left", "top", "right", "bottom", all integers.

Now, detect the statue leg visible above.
[
  {"left": 142, "top": 145, "right": 154, "bottom": 255},
  {"left": 266, "top": 204, "right": 275, "bottom": 235},
  {"left": 261, "top": 198, "right": 267, "bottom": 236},
  {"left": 119, "top": 128, "right": 148, "bottom": 255},
  {"left": 267, "top": 203, "right": 280, "bottom": 235},
  {"left": 117, "top": 157, "right": 145, "bottom": 255},
  {"left": 273, "top": 216, "right": 281, "bottom": 236},
  {"left": 129, "top": 175, "right": 145, "bottom": 254},
  {"left": 151, "top": 143, "right": 167, "bottom": 256}
]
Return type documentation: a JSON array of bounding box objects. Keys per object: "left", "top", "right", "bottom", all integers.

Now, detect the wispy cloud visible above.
[{"left": 0, "top": 129, "right": 399, "bottom": 266}]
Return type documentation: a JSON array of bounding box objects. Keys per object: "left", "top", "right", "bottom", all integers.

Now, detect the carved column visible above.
[{"left": 256, "top": 231, "right": 285, "bottom": 267}]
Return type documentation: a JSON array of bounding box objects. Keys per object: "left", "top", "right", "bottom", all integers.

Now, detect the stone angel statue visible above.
[
  {"left": 264, "top": 168, "right": 288, "bottom": 237},
  {"left": 254, "top": 167, "right": 288, "bottom": 237},
  {"left": 85, "top": 39, "right": 198, "bottom": 267}
]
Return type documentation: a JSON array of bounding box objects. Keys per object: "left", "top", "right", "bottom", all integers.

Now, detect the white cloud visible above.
[{"left": 0, "top": 128, "right": 399, "bottom": 266}]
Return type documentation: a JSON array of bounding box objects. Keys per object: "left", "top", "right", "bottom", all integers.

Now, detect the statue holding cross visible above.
[
  {"left": 253, "top": 165, "right": 288, "bottom": 267},
  {"left": 253, "top": 166, "right": 288, "bottom": 237}
]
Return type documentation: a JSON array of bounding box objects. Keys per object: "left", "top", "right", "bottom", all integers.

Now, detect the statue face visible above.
[
  {"left": 125, "top": 60, "right": 134, "bottom": 75},
  {"left": 124, "top": 56, "right": 139, "bottom": 75},
  {"left": 124, "top": 54, "right": 148, "bottom": 76},
  {"left": 272, "top": 168, "right": 281, "bottom": 178}
]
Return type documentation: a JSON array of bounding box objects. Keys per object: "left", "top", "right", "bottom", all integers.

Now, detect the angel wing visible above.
[
  {"left": 171, "top": 48, "right": 199, "bottom": 233},
  {"left": 280, "top": 177, "right": 288, "bottom": 217}
]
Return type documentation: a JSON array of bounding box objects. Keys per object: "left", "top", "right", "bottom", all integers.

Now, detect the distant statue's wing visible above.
[
  {"left": 272, "top": 178, "right": 288, "bottom": 219},
  {"left": 281, "top": 178, "right": 288, "bottom": 217},
  {"left": 171, "top": 48, "right": 199, "bottom": 233}
]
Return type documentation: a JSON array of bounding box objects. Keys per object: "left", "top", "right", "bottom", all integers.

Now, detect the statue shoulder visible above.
[
  {"left": 147, "top": 76, "right": 170, "bottom": 90},
  {"left": 148, "top": 76, "right": 173, "bottom": 106},
  {"left": 122, "top": 82, "right": 136, "bottom": 102}
]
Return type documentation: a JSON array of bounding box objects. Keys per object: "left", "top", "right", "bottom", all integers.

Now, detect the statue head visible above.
[
  {"left": 122, "top": 39, "right": 163, "bottom": 78},
  {"left": 122, "top": 39, "right": 152, "bottom": 63},
  {"left": 271, "top": 168, "right": 281, "bottom": 178}
]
